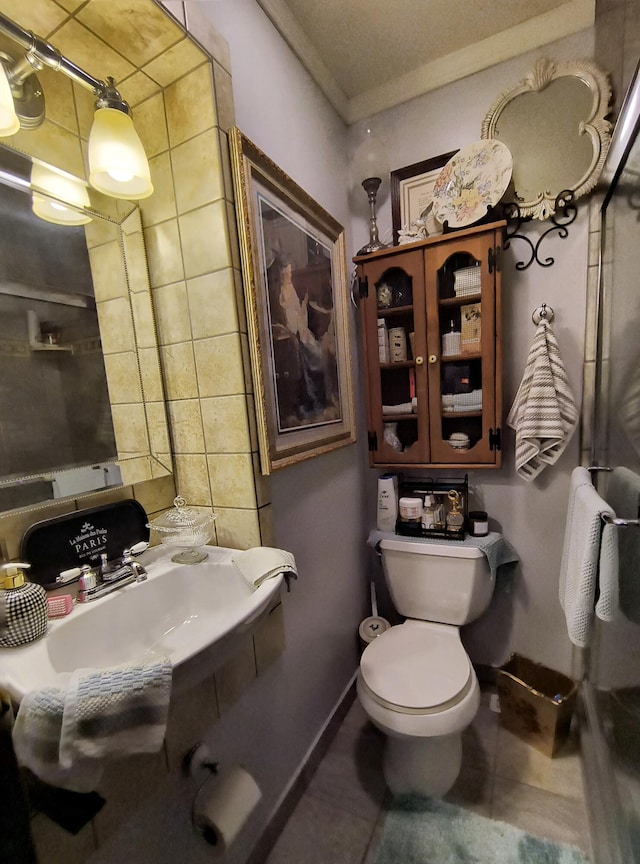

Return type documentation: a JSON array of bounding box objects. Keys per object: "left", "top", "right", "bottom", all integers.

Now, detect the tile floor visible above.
[{"left": 264, "top": 687, "right": 592, "bottom": 864}]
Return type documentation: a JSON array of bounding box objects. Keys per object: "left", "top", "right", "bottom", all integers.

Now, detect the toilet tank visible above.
[{"left": 379, "top": 536, "right": 494, "bottom": 625}]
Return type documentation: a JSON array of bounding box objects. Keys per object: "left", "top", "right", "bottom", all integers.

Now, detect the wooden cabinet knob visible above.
[
  {"left": 415, "top": 356, "right": 424, "bottom": 365},
  {"left": 428, "top": 354, "right": 437, "bottom": 364}
]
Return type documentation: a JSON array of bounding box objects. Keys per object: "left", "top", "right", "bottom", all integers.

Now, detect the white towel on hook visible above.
[
  {"left": 507, "top": 319, "right": 578, "bottom": 481},
  {"left": 559, "top": 467, "right": 619, "bottom": 647}
]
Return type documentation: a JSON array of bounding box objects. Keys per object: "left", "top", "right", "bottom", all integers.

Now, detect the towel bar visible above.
[{"left": 600, "top": 513, "right": 640, "bottom": 527}]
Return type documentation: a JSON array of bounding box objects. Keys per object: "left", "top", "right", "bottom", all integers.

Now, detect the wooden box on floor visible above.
[{"left": 496, "top": 654, "right": 579, "bottom": 757}]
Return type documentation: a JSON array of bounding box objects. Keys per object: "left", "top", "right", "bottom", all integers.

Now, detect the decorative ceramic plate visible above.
[{"left": 432, "top": 140, "right": 513, "bottom": 229}]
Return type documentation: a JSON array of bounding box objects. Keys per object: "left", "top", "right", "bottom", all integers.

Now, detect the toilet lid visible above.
[{"left": 360, "top": 625, "right": 472, "bottom": 711}]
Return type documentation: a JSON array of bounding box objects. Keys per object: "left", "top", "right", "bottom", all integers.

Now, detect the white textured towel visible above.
[
  {"left": 559, "top": 467, "right": 619, "bottom": 647},
  {"left": 12, "top": 658, "right": 172, "bottom": 792},
  {"left": 507, "top": 320, "right": 578, "bottom": 481},
  {"left": 232, "top": 546, "right": 297, "bottom": 589}
]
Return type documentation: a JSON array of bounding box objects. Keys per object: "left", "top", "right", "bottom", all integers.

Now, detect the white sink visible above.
[{"left": 0, "top": 545, "right": 283, "bottom": 703}]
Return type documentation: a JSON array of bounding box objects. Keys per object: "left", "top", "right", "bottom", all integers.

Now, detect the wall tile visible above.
[
  {"left": 144, "top": 218, "right": 185, "bottom": 287},
  {"left": 131, "top": 290, "right": 159, "bottom": 350},
  {"left": 84, "top": 217, "right": 120, "bottom": 250},
  {"left": 77, "top": 0, "right": 184, "bottom": 67},
  {"left": 143, "top": 151, "right": 178, "bottom": 227},
  {"left": 171, "top": 128, "right": 224, "bottom": 215},
  {"left": 37, "top": 66, "right": 77, "bottom": 134},
  {"left": 207, "top": 453, "right": 256, "bottom": 508},
  {"left": 122, "top": 229, "right": 152, "bottom": 295},
  {"left": 132, "top": 473, "right": 176, "bottom": 515},
  {"left": 218, "top": 129, "right": 235, "bottom": 203},
  {"left": 143, "top": 36, "right": 206, "bottom": 87},
  {"left": 173, "top": 454, "right": 212, "bottom": 505},
  {"left": 54, "top": 19, "right": 135, "bottom": 83},
  {"left": 111, "top": 403, "right": 150, "bottom": 454},
  {"left": 138, "top": 347, "right": 166, "bottom": 401},
  {"left": 153, "top": 281, "right": 192, "bottom": 345},
  {"left": 159, "top": 341, "right": 198, "bottom": 400},
  {"left": 186, "top": 269, "right": 239, "bottom": 339},
  {"left": 200, "top": 395, "right": 251, "bottom": 453},
  {"left": 130, "top": 92, "right": 169, "bottom": 158},
  {"left": 212, "top": 60, "right": 235, "bottom": 132},
  {"left": 167, "top": 399, "right": 205, "bottom": 453},
  {"left": 214, "top": 507, "right": 262, "bottom": 550},
  {"left": 164, "top": 63, "right": 217, "bottom": 148},
  {"left": 96, "top": 297, "right": 135, "bottom": 354},
  {"left": 103, "top": 352, "right": 144, "bottom": 403},
  {"left": 9, "top": 120, "right": 85, "bottom": 178},
  {"left": 88, "top": 241, "right": 128, "bottom": 301},
  {"left": 233, "top": 267, "right": 248, "bottom": 333},
  {"left": 179, "top": 200, "right": 231, "bottom": 279},
  {"left": 214, "top": 634, "right": 257, "bottom": 714},
  {"left": 146, "top": 401, "right": 172, "bottom": 456},
  {"left": 3, "top": 0, "right": 68, "bottom": 33},
  {"left": 252, "top": 453, "right": 271, "bottom": 508},
  {"left": 120, "top": 71, "right": 163, "bottom": 108},
  {"left": 194, "top": 333, "right": 246, "bottom": 397}
]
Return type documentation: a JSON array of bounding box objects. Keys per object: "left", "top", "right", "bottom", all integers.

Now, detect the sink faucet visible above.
[{"left": 56, "top": 541, "right": 148, "bottom": 603}]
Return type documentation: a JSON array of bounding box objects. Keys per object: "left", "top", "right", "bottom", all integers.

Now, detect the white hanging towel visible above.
[
  {"left": 559, "top": 467, "right": 619, "bottom": 647},
  {"left": 507, "top": 319, "right": 578, "bottom": 481}
]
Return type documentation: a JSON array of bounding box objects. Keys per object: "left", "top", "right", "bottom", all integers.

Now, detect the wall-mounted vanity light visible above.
[
  {"left": 31, "top": 160, "right": 92, "bottom": 226},
  {"left": 0, "top": 11, "right": 153, "bottom": 201}
]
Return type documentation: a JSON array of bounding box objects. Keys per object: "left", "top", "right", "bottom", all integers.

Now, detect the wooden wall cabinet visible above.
[{"left": 354, "top": 221, "right": 504, "bottom": 469}]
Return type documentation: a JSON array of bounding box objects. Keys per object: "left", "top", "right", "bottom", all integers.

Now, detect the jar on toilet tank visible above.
[{"left": 398, "top": 496, "right": 423, "bottom": 522}]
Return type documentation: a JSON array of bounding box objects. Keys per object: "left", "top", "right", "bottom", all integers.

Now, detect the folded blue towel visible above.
[{"left": 13, "top": 658, "right": 172, "bottom": 793}]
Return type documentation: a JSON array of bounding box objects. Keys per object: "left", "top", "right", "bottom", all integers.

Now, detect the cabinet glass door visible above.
[
  {"left": 425, "top": 233, "right": 498, "bottom": 465},
  {"left": 360, "top": 249, "right": 429, "bottom": 464}
]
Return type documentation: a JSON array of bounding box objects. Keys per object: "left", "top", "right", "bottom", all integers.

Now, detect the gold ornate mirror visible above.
[{"left": 482, "top": 59, "right": 612, "bottom": 220}]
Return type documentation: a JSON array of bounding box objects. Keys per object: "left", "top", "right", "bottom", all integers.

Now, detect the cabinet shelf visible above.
[
  {"left": 376, "top": 304, "right": 413, "bottom": 317},
  {"left": 441, "top": 352, "right": 481, "bottom": 362},
  {"left": 382, "top": 413, "right": 418, "bottom": 422},
  {"left": 380, "top": 360, "right": 414, "bottom": 370},
  {"left": 442, "top": 411, "right": 483, "bottom": 419},
  {"left": 439, "top": 293, "right": 482, "bottom": 307}
]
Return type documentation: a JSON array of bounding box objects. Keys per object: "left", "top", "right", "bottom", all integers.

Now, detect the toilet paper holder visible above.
[{"left": 183, "top": 742, "right": 218, "bottom": 780}]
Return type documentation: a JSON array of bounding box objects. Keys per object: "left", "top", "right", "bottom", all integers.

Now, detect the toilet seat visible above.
[{"left": 360, "top": 621, "right": 472, "bottom": 714}]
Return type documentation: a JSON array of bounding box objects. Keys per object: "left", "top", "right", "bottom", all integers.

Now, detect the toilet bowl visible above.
[{"left": 357, "top": 535, "right": 494, "bottom": 796}]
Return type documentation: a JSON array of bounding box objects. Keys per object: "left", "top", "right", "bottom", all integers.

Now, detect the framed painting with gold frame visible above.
[{"left": 229, "top": 127, "right": 356, "bottom": 474}]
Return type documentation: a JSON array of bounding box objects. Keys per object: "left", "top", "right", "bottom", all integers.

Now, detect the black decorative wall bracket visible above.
[{"left": 502, "top": 190, "right": 578, "bottom": 270}]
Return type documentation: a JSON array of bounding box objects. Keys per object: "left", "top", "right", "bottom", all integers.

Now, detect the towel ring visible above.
[
  {"left": 532, "top": 304, "right": 554, "bottom": 325},
  {"left": 601, "top": 513, "right": 640, "bottom": 528}
]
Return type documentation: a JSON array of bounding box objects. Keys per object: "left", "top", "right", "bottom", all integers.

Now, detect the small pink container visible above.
[{"left": 47, "top": 595, "right": 73, "bottom": 618}]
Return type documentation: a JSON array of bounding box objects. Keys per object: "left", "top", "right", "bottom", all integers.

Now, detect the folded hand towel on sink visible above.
[
  {"left": 12, "top": 658, "right": 172, "bottom": 793},
  {"left": 232, "top": 546, "right": 297, "bottom": 589}
]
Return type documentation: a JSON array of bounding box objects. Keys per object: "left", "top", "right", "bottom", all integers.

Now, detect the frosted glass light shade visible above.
[
  {"left": 0, "top": 63, "right": 19, "bottom": 137},
  {"left": 88, "top": 107, "right": 153, "bottom": 200},
  {"left": 31, "top": 161, "right": 92, "bottom": 225}
]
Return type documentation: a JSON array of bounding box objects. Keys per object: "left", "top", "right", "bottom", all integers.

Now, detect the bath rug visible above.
[{"left": 373, "top": 796, "right": 589, "bottom": 864}]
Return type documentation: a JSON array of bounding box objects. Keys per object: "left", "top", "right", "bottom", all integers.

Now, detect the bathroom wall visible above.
[{"left": 210, "top": 0, "right": 597, "bottom": 676}]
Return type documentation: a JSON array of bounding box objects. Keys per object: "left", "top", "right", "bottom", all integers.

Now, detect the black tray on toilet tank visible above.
[
  {"left": 20, "top": 499, "right": 149, "bottom": 588},
  {"left": 395, "top": 475, "right": 468, "bottom": 541}
]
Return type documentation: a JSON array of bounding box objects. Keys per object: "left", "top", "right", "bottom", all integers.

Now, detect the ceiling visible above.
[{"left": 256, "top": 0, "right": 595, "bottom": 124}]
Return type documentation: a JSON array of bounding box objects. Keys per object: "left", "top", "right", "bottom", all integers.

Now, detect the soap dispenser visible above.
[{"left": 0, "top": 562, "right": 47, "bottom": 647}]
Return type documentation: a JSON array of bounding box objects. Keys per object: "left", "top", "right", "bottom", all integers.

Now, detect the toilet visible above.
[{"left": 357, "top": 535, "right": 495, "bottom": 798}]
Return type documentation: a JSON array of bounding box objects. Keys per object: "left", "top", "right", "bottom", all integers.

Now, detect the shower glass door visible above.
[{"left": 588, "top": 59, "right": 640, "bottom": 864}]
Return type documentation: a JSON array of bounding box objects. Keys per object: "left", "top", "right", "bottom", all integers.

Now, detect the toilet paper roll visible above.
[
  {"left": 359, "top": 616, "right": 390, "bottom": 645},
  {"left": 193, "top": 765, "right": 262, "bottom": 854}
]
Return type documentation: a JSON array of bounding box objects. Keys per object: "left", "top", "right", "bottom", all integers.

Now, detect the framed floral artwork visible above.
[
  {"left": 229, "top": 127, "right": 356, "bottom": 474},
  {"left": 390, "top": 151, "right": 458, "bottom": 244}
]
